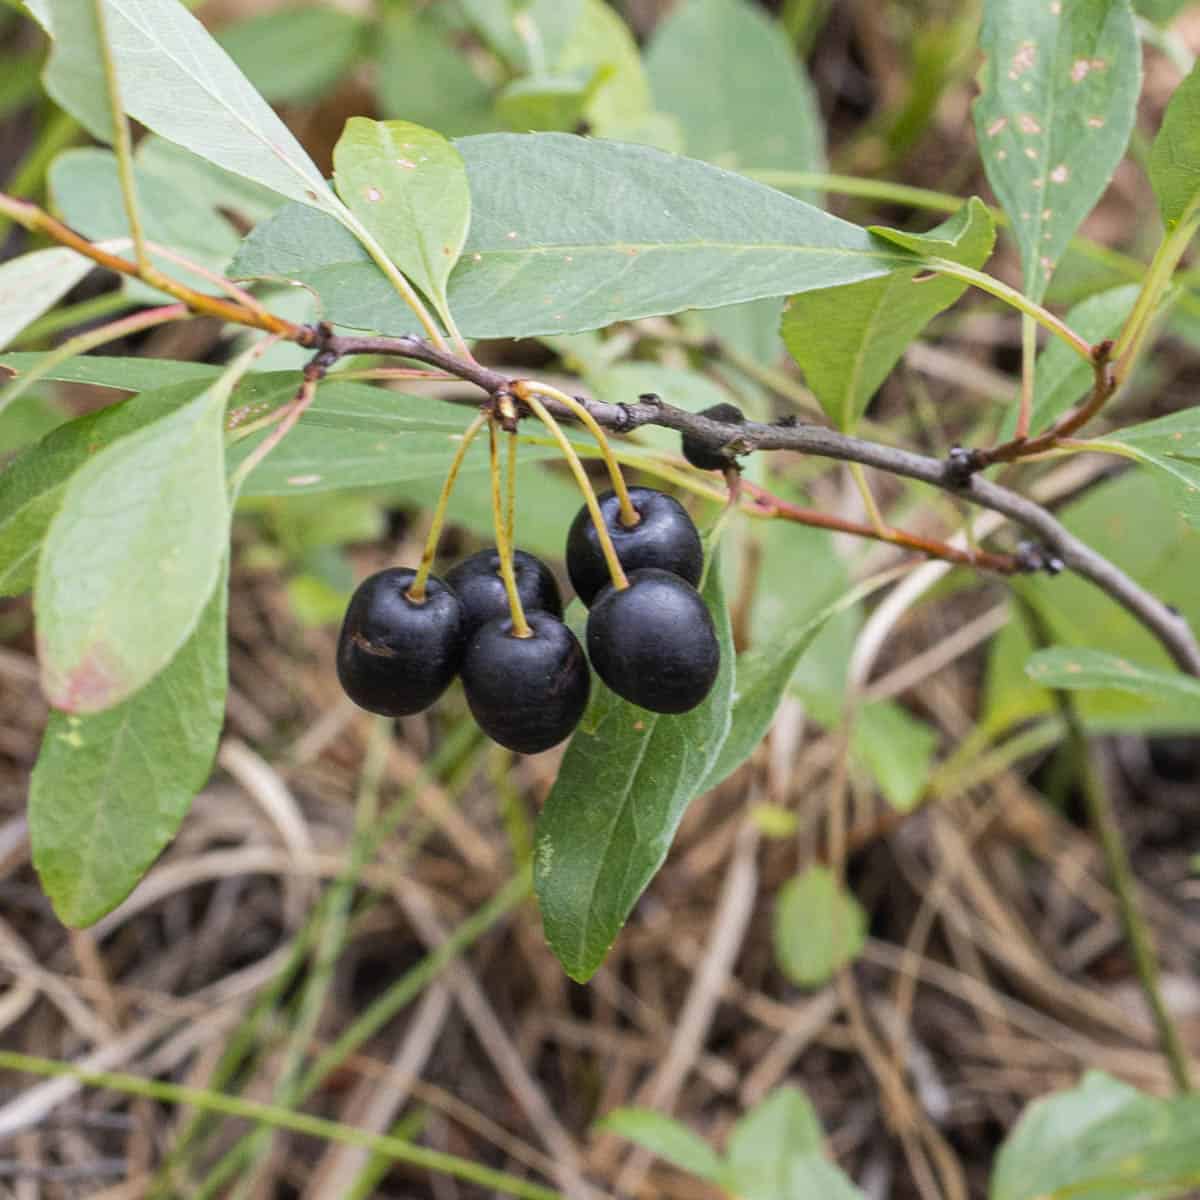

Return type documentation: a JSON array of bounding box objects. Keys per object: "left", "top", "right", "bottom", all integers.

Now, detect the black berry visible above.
[
  {"left": 586, "top": 568, "right": 719, "bottom": 714},
  {"left": 445, "top": 548, "right": 563, "bottom": 635},
  {"left": 565, "top": 486, "right": 703, "bottom": 607},
  {"left": 336, "top": 568, "right": 466, "bottom": 716},
  {"left": 681, "top": 402, "right": 745, "bottom": 471},
  {"left": 461, "top": 612, "right": 591, "bottom": 754}
]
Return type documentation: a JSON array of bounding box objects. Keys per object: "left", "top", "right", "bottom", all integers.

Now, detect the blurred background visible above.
[{"left": 2, "top": 1, "right": 1200, "bottom": 1196}]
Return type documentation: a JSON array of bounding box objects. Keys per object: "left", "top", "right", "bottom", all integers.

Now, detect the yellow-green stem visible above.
[
  {"left": 1017, "top": 313, "right": 1037, "bottom": 438},
  {"left": 489, "top": 418, "right": 532, "bottom": 637},
  {"left": 926, "top": 258, "right": 1092, "bottom": 361},
  {"left": 408, "top": 414, "right": 487, "bottom": 601},
  {"left": 521, "top": 393, "right": 630, "bottom": 591},
  {"left": 505, "top": 427, "right": 518, "bottom": 548},
  {"left": 1112, "top": 213, "right": 1200, "bottom": 385},
  {"left": 93, "top": 0, "right": 149, "bottom": 273},
  {"left": 515, "top": 379, "right": 640, "bottom": 529},
  {"left": 850, "top": 462, "right": 888, "bottom": 537}
]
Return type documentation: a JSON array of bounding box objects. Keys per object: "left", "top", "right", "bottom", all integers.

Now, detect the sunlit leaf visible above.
[
  {"left": 1150, "top": 62, "right": 1200, "bottom": 231},
  {"left": 773, "top": 865, "right": 867, "bottom": 988}
]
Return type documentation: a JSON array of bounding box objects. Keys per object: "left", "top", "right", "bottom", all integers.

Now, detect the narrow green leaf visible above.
[
  {"left": 0, "top": 247, "right": 96, "bottom": 352},
  {"left": 215, "top": 7, "right": 364, "bottom": 105},
  {"left": 1026, "top": 647, "right": 1200, "bottom": 718},
  {"left": 333, "top": 118, "right": 471, "bottom": 326},
  {"left": 35, "top": 383, "right": 228, "bottom": 712},
  {"left": 535, "top": 563, "right": 734, "bottom": 982},
  {"left": 232, "top": 133, "right": 911, "bottom": 339},
  {"left": 701, "top": 590, "right": 849, "bottom": 794},
  {"left": 1000, "top": 283, "right": 1138, "bottom": 438},
  {"left": 49, "top": 148, "right": 241, "bottom": 297},
  {"left": 27, "top": 0, "right": 336, "bottom": 212},
  {"left": 973, "top": 0, "right": 1140, "bottom": 299},
  {"left": 0, "top": 381, "right": 212, "bottom": 598},
  {"left": 1150, "top": 62, "right": 1200, "bottom": 231},
  {"left": 0, "top": 354, "right": 217, "bottom": 393},
  {"left": 783, "top": 198, "right": 995, "bottom": 430},
  {"left": 725, "top": 1088, "right": 825, "bottom": 1196},
  {"left": 1135, "top": 0, "right": 1193, "bottom": 23},
  {"left": 985, "top": 472, "right": 1200, "bottom": 733},
  {"left": 30, "top": 566, "right": 227, "bottom": 927},
  {"left": 773, "top": 865, "right": 867, "bottom": 988},
  {"left": 991, "top": 1071, "right": 1200, "bottom": 1200},
  {"left": 851, "top": 700, "right": 938, "bottom": 813},
  {"left": 1096, "top": 407, "right": 1200, "bottom": 528},
  {"left": 595, "top": 1110, "right": 722, "bottom": 1182},
  {"left": 0, "top": 394, "right": 67, "bottom": 457}
]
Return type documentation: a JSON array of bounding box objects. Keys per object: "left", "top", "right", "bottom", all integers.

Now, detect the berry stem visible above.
[
  {"left": 489, "top": 418, "right": 533, "bottom": 638},
  {"left": 514, "top": 379, "right": 640, "bottom": 529},
  {"left": 505, "top": 428, "right": 518, "bottom": 550},
  {"left": 407, "top": 413, "right": 488, "bottom": 603},
  {"left": 520, "top": 392, "right": 630, "bottom": 593}
]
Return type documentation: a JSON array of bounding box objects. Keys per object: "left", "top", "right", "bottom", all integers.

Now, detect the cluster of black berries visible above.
[{"left": 335, "top": 486, "right": 719, "bottom": 755}]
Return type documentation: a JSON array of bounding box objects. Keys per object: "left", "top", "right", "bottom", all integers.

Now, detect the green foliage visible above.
[
  {"left": 34, "top": 380, "right": 229, "bottom": 712},
  {"left": 232, "top": 133, "right": 912, "bottom": 339},
  {"left": 601, "top": 1085, "right": 865, "bottom": 1199},
  {"left": 214, "top": 6, "right": 364, "bottom": 105},
  {"left": 1149, "top": 62, "right": 1200, "bottom": 232},
  {"left": 973, "top": 0, "right": 1140, "bottom": 300},
  {"left": 1094, "top": 407, "right": 1200, "bottom": 528},
  {"left": 534, "top": 563, "right": 734, "bottom": 982},
  {"left": 992, "top": 1071, "right": 1200, "bottom": 1200},
  {"left": 773, "top": 864, "right": 868, "bottom": 987},
  {"left": 30, "top": 565, "right": 228, "bottom": 925},
  {"left": 1027, "top": 647, "right": 1200, "bottom": 718},
  {"left": 332, "top": 119, "right": 471, "bottom": 330},
  {"left": 0, "top": 246, "right": 97, "bottom": 353},
  {"left": 782, "top": 198, "right": 996, "bottom": 430}
]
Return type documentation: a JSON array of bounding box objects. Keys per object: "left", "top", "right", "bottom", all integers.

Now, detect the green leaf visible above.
[
  {"left": 0, "top": 248, "right": 98, "bottom": 353},
  {"left": 1095, "top": 407, "right": 1200, "bottom": 528},
  {"left": 0, "top": 381, "right": 211, "bottom": 597},
  {"left": 973, "top": 0, "right": 1140, "bottom": 300},
  {"left": 701, "top": 589, "right": 850, "bottom": 794},
  {"left": 35, "top": 384, "right": 228, "bottom": 713},
  {"left": 985, "top": 471, "right": 1200, "bottom": 733},
  {"left": 134, "top": 135, "right": 284, "bottom": 230},
  {"left": 783, "top": 198, "right": 996, "bottom": 430},
  {"left": 557, "top": 0, "right": 673, "bottom": 147},
  {"left": 49, "top": 148, "right": 241, "bottom": 297},
  {"left": 645, "top": 0, "right": 824, "bottom": 178},
  {"left": 495, "top": 70, "right": 598, "bottom": 133},
  {"left": 596, "top": 1110, "right": 722, "bottom": 1182},
  {"left": 1026, "top": 647, "right": 1200, "bottom": 718},
  {"left": 1150, "top": 63, "right": 1200, "bottom": 231},
  {"left": 215, "top": 6, "right": 364, "bottom": 105},
  {"left": 332, "top": 118, "right": 471, "bottom": 327},
  {"left": 724, "top": 1087, "right": 825, "bottom": 1197},
  {"left": 645, "top": 0, "right": 824, "bottom": 356},
  {"left": 1000, "top": 283, "right": 1139, "bottom": 438},
  {"left": 0, "top": 393, "right": 67, "bottom": 456},
  {"left": 852, "top": 700, "right": 938, "bottom": 813},
  {"left": 458, "top": 0, "right": 584, "bottom": 74},
  {"left": 41, "top": 0, "right": 114, "bottom": 142},
  {"left": 375, "top": 8, "right": 499, "bottom": 139},
  {"left": 1135, "top": 0, "right": 1193, "bottom": 23},
  {"left": 535, "top": 562, "right": 735, "bottom": 981},
  {"left": 232, "top": 133, "right": 911, "bottom": 339},
  {"left": 773, "top": 865, "right": 867, "bottom": 988},
  {"left": 26, "top": 0, "right": 336, "bottom": 212},
  {"left": 30, "top": 566, "right": 227, "bottom": 926},
  {"left": 992, "top": 1071, "right": 1200, "bottom": 1200}
]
